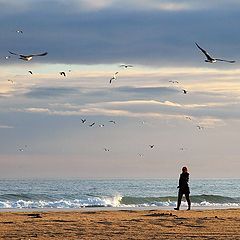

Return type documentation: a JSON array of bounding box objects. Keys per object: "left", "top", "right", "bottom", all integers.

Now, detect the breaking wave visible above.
[{"left": 0, "top": 194, "right": 239, "bottom": 209}]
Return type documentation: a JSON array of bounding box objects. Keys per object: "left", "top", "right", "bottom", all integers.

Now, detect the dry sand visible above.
[{"left": 0, "top": 208, "right": 239, "bottom": 239}]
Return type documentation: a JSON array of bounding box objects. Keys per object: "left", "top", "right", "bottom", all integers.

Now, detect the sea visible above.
[{"left": 0, "top": 179, "right": 239, "bottom": 210}]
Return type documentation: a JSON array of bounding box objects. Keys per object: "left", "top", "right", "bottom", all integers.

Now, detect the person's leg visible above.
[
  {"left": 185, "top": 192, "right": 191, "bottom": 210},
  {"left": 174, "top": 190, "right": 183, "bottom": 210}
]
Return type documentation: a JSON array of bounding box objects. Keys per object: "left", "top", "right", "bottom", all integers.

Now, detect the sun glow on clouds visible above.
[
  {"left": 46, "top": 0, "right": 240, "bottom": 12},
  {"left": 21, "top": 103, "right": 226, "bottom": 129},
  {"left": 150, "top": 2, "right": 190, "bottom": 11},
  {"left": 20, "top": 99, "right": 230, "bottom": 125},
  {"left": 3, "top": 64, "right": 240, "bottom": 80},
  {"left": 2, "top": 0, "right": 240, "bottom": 15},
  {"left": 3, "top": 64, "right": 240, "bottom": 123},
  {"left": 76, "top": 0, "right": 114, "bottom": 11}
]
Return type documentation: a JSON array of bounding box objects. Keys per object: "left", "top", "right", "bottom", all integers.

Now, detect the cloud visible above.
[
  {"left": 0, "top": 1, "right": 239, "bottom": 66},
  {"left": 115, "top": 86, "right": 179, "bottom": 95},
  {"left": 2, "top": 0, "right": 240, "bottom": 13},
  {"left": 24, "top": 107, "right": 51, "bottom": 113},
  {"left": 24, "top": 87, "right": 80, "bottom": 98},
  {"left": 197, "top": 117, "right": 225, "bottom": 128},
  {"left": 15, "top": 97, "right": 240, "bottom": 125},
  {"left": 0, "top": 124, "right": 14, "bottom": 129}
]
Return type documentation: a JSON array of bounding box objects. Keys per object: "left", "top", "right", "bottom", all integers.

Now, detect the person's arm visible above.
[
  {"left": 177, "top": 174, "right": 181, "bottom": 188},
  {"left": 186, "top": 173, "right": 189, "bottom": 183}
]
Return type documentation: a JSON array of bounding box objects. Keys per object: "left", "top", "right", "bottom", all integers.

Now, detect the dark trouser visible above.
[{"left": 177, "top": 190, "right": 191, "bottom": 209}]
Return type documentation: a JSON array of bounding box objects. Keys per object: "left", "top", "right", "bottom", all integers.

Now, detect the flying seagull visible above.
[
  {"left": 28, "top": 70, "right": 33, "bottom": 75},
  {"left": 149, "top": 145, "right": 154, "bottom": 149},
  {"left": 182, "top": 89, "right": 187, "bottom": 94},
  {"left": 89, "top": 122, "right": 95, "bottom": 127},
  {"left": 109, "top": 120, "right": 116, "bottom": 124},
  {"left": 5, "top": 56, "right": 11, "bottom": 60},
  {"left": 9, "top": 51, "right": 48, "bottom": 61},
  {"left": 120, "top": 64, "right": 133, "bottom": 68},
  {"left": 195, "top": 42, "right": 235, "bottom": 63},
  {"left": 8, "top": 79, "right": 14, "bottom": 84},
  {"left": 18, "top": 145, "right": 27, "bottom": 152},
  {"left": 169, "top": 80, "right": 179, "bottom": 84},
  {"left": 109, "top": 72, "right": 119, "bottom": 84},
  {"left": 81, "top": 119, "right": 86, "bottom": 123},
  {"left": 16, "top": 30, "right": 23, "bottom": 34},
  {"left": 104, "top": 148, "right": 110, "bottom": 152},
  {"left": 99, "top": 124, "right": 104, "bottom": 127},
  {"left": 197, "top": 125, "right": 204, "bottom": 130},
  {"left": 60, "top": 71, "right": 66, "bottom": 77}
]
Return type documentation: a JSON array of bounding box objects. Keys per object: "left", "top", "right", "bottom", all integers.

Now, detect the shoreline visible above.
[
  {"left": 0, "top": 205, "right": 239, "bottom": 212},
  {"left": 0, "top": 208, "right": 239, "bottom": 239},
  {"left": 0, "top": 206, "right": 240, "bottom": 214}
]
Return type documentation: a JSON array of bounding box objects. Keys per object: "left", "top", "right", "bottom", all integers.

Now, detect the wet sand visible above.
[{"left": 0, "top": 208, "right": 239, "bottom": 239}]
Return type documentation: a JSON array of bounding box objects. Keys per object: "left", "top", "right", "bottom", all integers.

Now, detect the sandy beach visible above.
[{"left": 0, "top": 208, "right": 239, "bottom": 239}]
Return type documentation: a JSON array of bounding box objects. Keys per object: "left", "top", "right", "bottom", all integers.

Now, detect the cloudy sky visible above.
[{"left": 0, "top": 0, "right": 240, "bottom": 178}]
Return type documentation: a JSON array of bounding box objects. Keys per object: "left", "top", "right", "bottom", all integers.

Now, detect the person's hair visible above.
[{"left": 182, "top": 166, "right": 188, "bottom": 172}]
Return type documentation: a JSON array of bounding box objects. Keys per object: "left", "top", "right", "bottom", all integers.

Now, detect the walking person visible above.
[{"left": 174, "top": 166, "right": 191, "bottom": 210}]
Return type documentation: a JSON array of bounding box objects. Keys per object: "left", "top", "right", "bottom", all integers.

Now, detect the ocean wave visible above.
[
  {"left": 120, "top": 195, "right": 240, "bottom": 208},
  {"left": 0, "top": 194, "right": 239, "bottom": 209},
  {"left": 121, "top": 195, "right": 239, "bottom": 205},
  {"left": 0, "top": 194, "right": 122, "bottom": 209}
]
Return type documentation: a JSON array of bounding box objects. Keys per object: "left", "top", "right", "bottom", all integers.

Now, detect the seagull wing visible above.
[
  {"left": 195, "top": 42, "right": 214, "bottom": 61},
  {"left": 30, "top": 52, "right": 48, "bottom": 57},
  {"left": 215, "top": 59, "right": 235, "bottom": 63},
  {"left": 8, "top": 51, "right": 20, "bottom": 56}
]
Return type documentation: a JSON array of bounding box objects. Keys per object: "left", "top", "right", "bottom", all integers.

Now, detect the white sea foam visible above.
[
  {"left": 0, "top": 194, "right": 123, "bottom": 209},
  {"left": 0, "top": 198, "right": 239, "bottom": 209}
]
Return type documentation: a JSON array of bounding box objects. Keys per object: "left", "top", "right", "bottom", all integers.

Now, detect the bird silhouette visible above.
[
  {"left": 81, "top": 119, "right": 86, "bottom": 123},
  {"left": 60, "top": 71, "right": 66, "bottom": 77},
  {"left": 109, "top": 72, "right": 118, "bottom": 84},
  {"left": 169, "top": 80, "right": 179, "bottom": 84},
  {"left": 195, "top": 42, "right": 235, "bottom": 63},
  {"left": 9, "top": 51, "right": 48, "bottom": 61},
  {"left": 120, "top": 64, "right": 133, "bottom": 68},
  {"left": 7, "top": 79, "right": 14, "bottom": 84}
]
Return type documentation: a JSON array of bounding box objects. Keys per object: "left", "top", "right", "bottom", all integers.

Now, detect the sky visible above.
[{"left": 0, "top": 0, "right": 240, "bottom": 179}]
